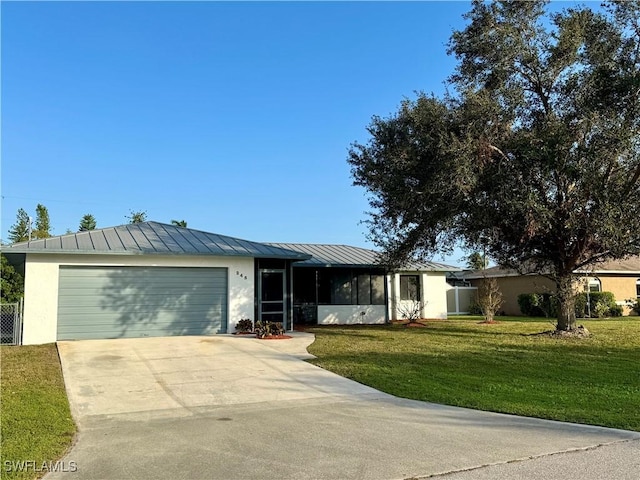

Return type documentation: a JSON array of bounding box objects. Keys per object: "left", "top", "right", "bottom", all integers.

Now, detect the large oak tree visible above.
[{"left": 348, "top": 0, "right": 640, "bottom": 331}]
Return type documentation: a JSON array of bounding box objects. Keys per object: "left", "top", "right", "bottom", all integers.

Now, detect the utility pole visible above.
[{"left": 28, "top": 216, "right": 33, "bottom": 241}]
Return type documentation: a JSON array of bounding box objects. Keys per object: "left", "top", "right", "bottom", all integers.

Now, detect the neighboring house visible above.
[
  {"left": 2, "top": 222, "right": 458, "bottom": 345},
  {"left": 462, "top": 257, "right": 640, "bottom": 316}
]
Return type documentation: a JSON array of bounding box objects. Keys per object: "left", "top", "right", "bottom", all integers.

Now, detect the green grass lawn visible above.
[
  {"left": 1, "top": 344, "right": 76, "bottom": 480},
  {"left": 306, "top": 317, "right": 640, "bottom": 431}
]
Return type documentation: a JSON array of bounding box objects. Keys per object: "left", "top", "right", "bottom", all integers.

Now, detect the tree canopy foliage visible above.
[
  {"left": 1, "top": 255, "right": 24, "bottom": 303},
  {"left": 171, "top": 219, "right": 187, "bottom": 227},
  {"left": 348, "top": 0, "right": 640, "bottom": 330},
  {"left": 467, "top": 252, "right": 488, "bottom": 270},
  {"left": 79, "top": 214, "right": 97, "bottom": 232},
  {"left": 8, "top": 204, "right": 52, "bottom": 242},
  {"left": 126, "top": 210, "right": 147, "bottom": 224},
  {"left": 7, "top": 209, "right": 31, "bottom": 243},
  {"left": 34, "top": 204, "right": 51, "bottom": 239}
]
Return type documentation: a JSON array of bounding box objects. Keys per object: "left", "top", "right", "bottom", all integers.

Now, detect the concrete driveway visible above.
[{"left": 50, "top": 334, "right": 639, "bottom": 480}]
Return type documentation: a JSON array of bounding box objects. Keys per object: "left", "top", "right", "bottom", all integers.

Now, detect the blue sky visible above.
[{"left": 2, "top": 1, "right": 495, "bottom": 266}]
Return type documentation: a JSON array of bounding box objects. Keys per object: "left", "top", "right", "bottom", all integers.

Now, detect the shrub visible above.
[
  {"left": 467, "top": 302, "right": 483, "bottom": 315},
  {"left": 517, "top": 291, "right": 621, "bottom": 318},
  {"left": 574, "top": 293, "right": 588, "bottom": 318},
  {"left": 609, "top": 305, "right": 623, "bottom": 317},
  {"left": 575, "top": 291, "right": 618, "bottom": 318},
  {"left": 235, "top": 318, "right": 253, "bottom": 333},
  {"left": 517, "top": 293, "right": 556, "bottom": 317},
  {"left": 254, "top": 321, "right": 285, "bottom": 338}
]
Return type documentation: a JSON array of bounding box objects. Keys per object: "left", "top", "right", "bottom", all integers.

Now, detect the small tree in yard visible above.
[
  {"left": 348, "top": 1, "right": 640, "bottom": 333},
  {"left": 397, "top": 296, "right": 427, "bottom": 325},
  {"left": 476, "top": 278, "right": 503, "bottom": 324}
]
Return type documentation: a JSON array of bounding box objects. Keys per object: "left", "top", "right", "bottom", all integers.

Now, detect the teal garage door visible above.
[{"left": 57, "top": 266, "right": 227, "bottom": 340}]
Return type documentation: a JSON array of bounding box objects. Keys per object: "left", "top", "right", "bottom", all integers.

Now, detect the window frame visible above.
[
  {"left": 586, "top": 277, "right": 601, "bottom": 293},
  {"left": 400, "top": 274, "right": 421, "bottom": 301},
  {"left": 315, "top": 268, "right": 386, "bottom": 306}
]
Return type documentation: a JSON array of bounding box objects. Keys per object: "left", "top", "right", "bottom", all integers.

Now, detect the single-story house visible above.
[
  {"left": 3, "top": 222, "right": 458, "bottom": 345},
  {"left": 462, "top": 257, "right": 640, "bottom": 316}
]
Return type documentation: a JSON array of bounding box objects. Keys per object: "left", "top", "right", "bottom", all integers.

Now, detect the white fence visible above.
[{"left": 447, "top": 286, "right": 478, "bottom": 315}]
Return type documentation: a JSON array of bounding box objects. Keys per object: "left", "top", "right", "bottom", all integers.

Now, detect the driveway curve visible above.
[{"left": 49, "top": 334, "right": 639, "bottom": 480}]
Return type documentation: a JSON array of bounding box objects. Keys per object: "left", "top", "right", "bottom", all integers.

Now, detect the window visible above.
[
  {"left": 400, "top": 275, "right": 421, "bottom": 301},
  {"left": 357, "top": 274, "right": 371, "bottom": 305},
  {"left": 330, "top": 270, "right": 354, "bottom": 305},
  {"left": 636, "top": 279, "right": 640, "bottom": 298},
  {"left": 370, "top": 275, "right": 385, "bottom": 305},
  {"left": 587, "top": 278, "right": 601, "bottom": 293},
  {"left": 315, "top": 269, "right": 386, "bottom": 305}
]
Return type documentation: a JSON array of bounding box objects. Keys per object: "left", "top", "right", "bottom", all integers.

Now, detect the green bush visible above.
[
  {"left": 517, "top": 293, "right": 557, "bottom": 317},
  {"left": 1, "top": 254, "right": 24, "bottom": 303},
  {"left": 609, "top": 305, "right": 624, "bottom": 317},
  {"left": 518, "top": 291, "right": 620, "bottom": 318},
  {"left": 574, "top": 293, "right": 588, "bottom": 318},
  {"left": 467, "top": 302, "right": 483, "bottom": 315},
  {"left": 575, "top": 291, "right": 618, "bottom": 318}
]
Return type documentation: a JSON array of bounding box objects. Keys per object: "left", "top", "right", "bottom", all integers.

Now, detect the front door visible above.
[{"left": 259, "top": 269, "right": 286, "bottom": 326}]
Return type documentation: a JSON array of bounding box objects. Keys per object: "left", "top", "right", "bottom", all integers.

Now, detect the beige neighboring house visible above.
[{"left": 462, "top": 256, "right": 640, "bottom": 316}]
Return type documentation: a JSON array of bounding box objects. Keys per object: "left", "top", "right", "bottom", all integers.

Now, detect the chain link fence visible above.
[{"left": 1, "top": 300, "right": 23, "bottom": 345}]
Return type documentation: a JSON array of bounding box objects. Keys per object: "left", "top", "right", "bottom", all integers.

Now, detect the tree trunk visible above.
[{"left": 556, "top": 275, "right": 577, "bottom": 331}]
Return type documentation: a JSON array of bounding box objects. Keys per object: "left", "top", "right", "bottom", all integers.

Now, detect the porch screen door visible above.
[{"left": 259, "top": 270, "right": 286, "bottom": 325}]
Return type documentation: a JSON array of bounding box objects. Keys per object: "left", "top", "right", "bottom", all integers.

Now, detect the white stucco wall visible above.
[
  {"left": 317, "top": 305, "right": 386, "bottom": 325},
  {"left": 22, "top": 253, "right": 255, "bottom": 345},
  {"left": 389, "top": 271, "right": 449, "bottom": 320}
]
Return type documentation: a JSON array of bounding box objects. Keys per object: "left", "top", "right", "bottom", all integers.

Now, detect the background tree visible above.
[
  {"left": 171, "top": 219, "right": 187, "bottom": 227},
  {"left": 79, "top": 214, "right": 97, "bottom": 231},
  {"left": 348, "top": 1, "right": 640, "bottom": 332},
  {"left": 466, "top": 252, "right": 487, "bottom": 270},
  {"left": 33, "top": 203, "right": 51, "bottom": 239},
  {"left": 7, "top": 208, "right": 30, "bottom": 243},
  {"left": 126, "top": 210, "right": 147, "bottom": 224},
  {"left": 1, "top": 255, "right": 24, "bottom": 303}
]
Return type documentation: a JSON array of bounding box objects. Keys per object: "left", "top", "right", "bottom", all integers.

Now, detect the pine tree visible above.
[
  {"left": 34, "top": 204, "right": 51, "bottom": 239},
  {"left": 79, "top": 214, "right": 97, "bottom": 231},
  {"left": 7, "top": 208, "right": 31, "bottom": 243}
]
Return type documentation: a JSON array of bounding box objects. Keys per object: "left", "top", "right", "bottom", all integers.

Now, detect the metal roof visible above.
[
  {"left": 2, "top": 222, "right": 311, "bottom": 260},
  {"left": 266, "top": 243, "right": 459, "bottom": 271}
]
